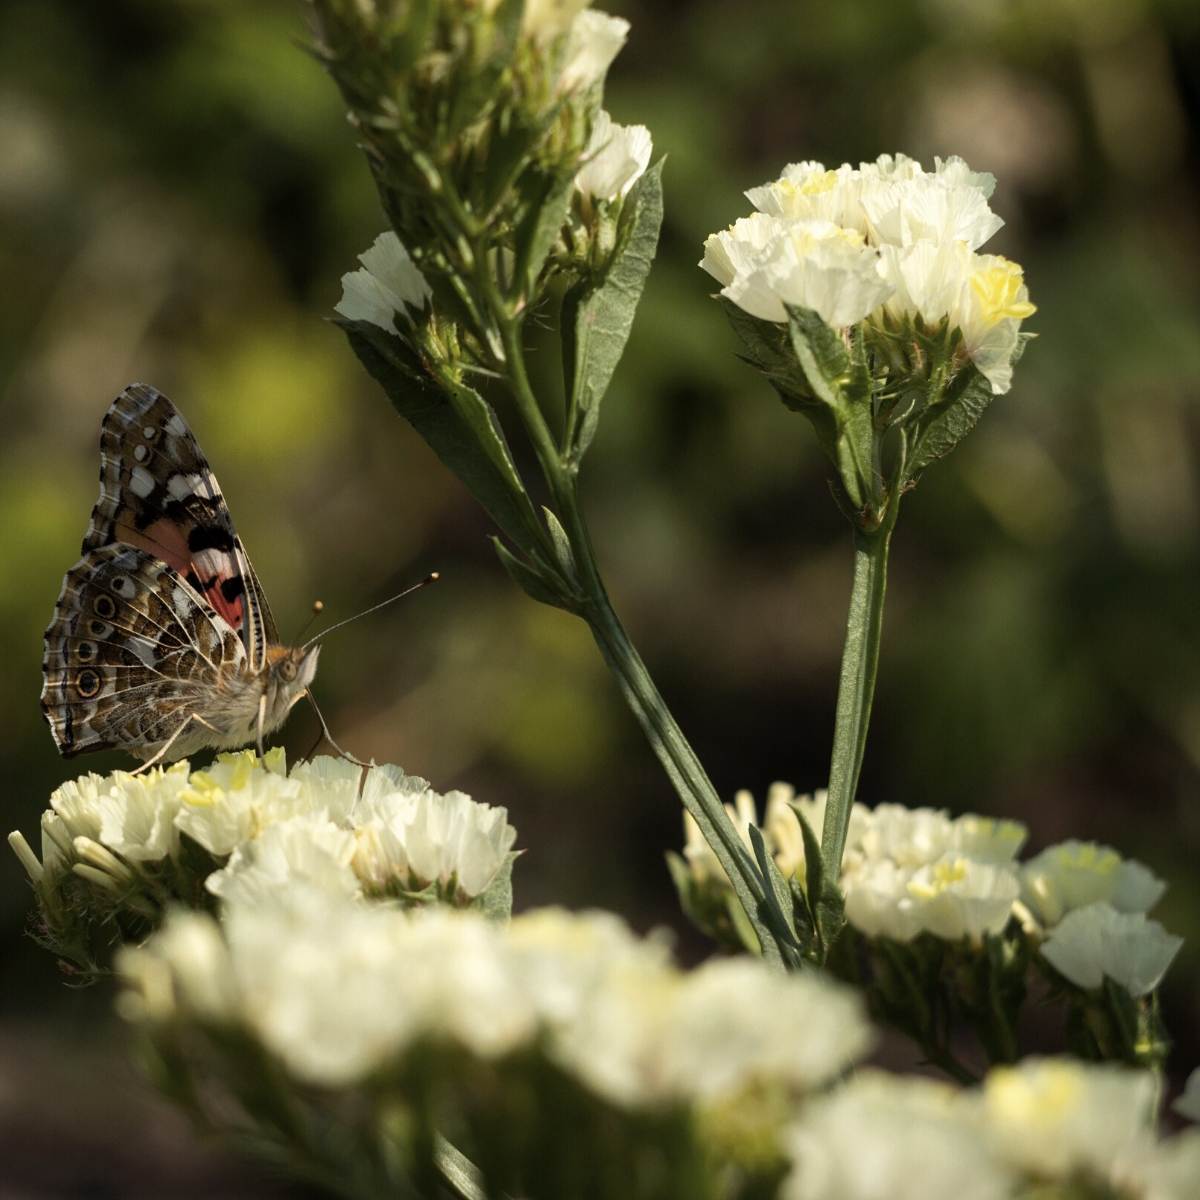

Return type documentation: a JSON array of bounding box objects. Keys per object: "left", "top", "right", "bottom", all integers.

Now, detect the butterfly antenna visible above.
[
  {"left": 302, "top": 690, "right": 369, "bottom": 767},
  {"left": 293, "top": 599, "right": 325, "bottom": 644},
  {"left": 301, "top": 572, "right": 440, "bottom": 649}
]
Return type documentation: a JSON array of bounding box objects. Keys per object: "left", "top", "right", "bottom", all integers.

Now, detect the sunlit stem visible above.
[
  {"left": 493, "top": 312, "right": 793, "bottom": 968},
  {"left": 820, "top": 504, "right": 898, "bottom": 891}
]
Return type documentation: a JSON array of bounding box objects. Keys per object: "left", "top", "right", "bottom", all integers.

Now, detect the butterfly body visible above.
[{"left": 41, "top": 385, "right": 317, "bottom": 763}]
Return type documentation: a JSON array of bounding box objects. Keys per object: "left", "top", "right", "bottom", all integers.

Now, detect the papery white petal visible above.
[
  {"left": 575, "top": 110, "right": 652, "bottom": 200},
  {"left": 1040, "top": 902, "right": 1182, "bottom": 996},
  {"left": 1175, "top": 1068, "right": 1200, "bottom": 1123},
  {"left": 206, "top": 816, "right": 360, "bottom": 907},
  {"left": 983, "top": 1058, "right": 1158, "bottom": 1183},
  {"left": 658, "top": 958, "right": 872, "bottom": 1100},
  {"left": 784, "top": 1071, "right": 1013, "bottom": 1200},
  {"left": 558, "top": 10, "right": 628, "bottom": 93},
  {"left": 904, "top": 853, "right": 1020, "bottom": 941}
]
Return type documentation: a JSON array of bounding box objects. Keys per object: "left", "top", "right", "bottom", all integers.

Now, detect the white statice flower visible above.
[
  {"left": 557, "top": 9, "right": 628, "bottom": 93},
  {"left": 175, "top": 749, "right": 303, "bottom": 857},
  {"left": 876, "top": 240, "right": 1034, "bottom": 394},
  {"left": 351, "top": 784, "right": 516, "bottom": 900},
  {"left": 1175, "top": 1068, "right": 1200, "bottom": 1123},
  {"left": 46, "top": 772, "right": 105, "bottom": 843},
  {"left": 1124, "top": 1129, "right": 1200, "bottom": 1200},
  {"left": 1040, "top": 901, "right": 1182, "bottom": 996},
  {"left": 205, "top": 815, "right": 361, "bottom": 908},
  {"left": 982, "top": 1058, "right": 1158, "bottom": 1186},
  {"left": 223, "top": 892, "right": 536, "bottom": 1085},
  {"left": 575, "top": 109, "right": 652, "bottom": 201},
  {"left": 1021, "top": 839, "right": 1167, "bottom": 928},
  {"left": 858, "top": 803, "right": 955, "bottom": 868},
  {"left": 784, "top": 1071, "right": 1014, "bottom": 1200},
  {"left": 858, "top": 160, "right": 1003, "bottom": 250},
  {"left": 93, "top": 764, "right": 190, "bottom": 861},
  {"left": 11, "top": 764, "right": 192, "bottom": 886},
  {"left": 842, "top": 858, "right": 923, "bottom": 941},
  {"left": 520, "top": 2, "right": 629, "bottom": 92},
  {"left": 655, "top": 957, "right": 872, "bottom": 1102},
  {"left": 842, "top": 807, "right": 1023, "bottom": 942},
  {"left": 702, "top": 216, "right": 893, "bottom": 327},
  {"left": 950, "top": 813, "right": 1027, "bottom": 862},
  {"left": 335, "top": 231, "right": 432, "bottom": 334},
  {"left": 117, "top": 909, "right": 237, "bottom": 1024},
  {"left": 384, "top": 788, "right": 517, "bottom": 899},
  {"left": 745, "top": 161, "right": 868, "bottom": 234},
  {"left": 904, "top": 853, "right": 1021, "bottom": 942}
]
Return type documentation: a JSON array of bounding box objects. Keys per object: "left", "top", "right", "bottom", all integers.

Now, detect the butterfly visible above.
[{"left": 41, "top": 384, "right": 320, "bottom": 766}]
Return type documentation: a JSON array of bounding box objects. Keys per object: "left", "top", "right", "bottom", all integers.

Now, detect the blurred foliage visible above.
[{"left": 0, "top": 0, "right": 1198, "bottom": 1192}]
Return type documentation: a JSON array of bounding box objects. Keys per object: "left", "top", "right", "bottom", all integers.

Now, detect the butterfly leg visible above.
[
  {"left": 302, "top": 691, "right": 369, "bottom": 768},
  {"left": 256, "top": 693, "right": 267, "bottom": 761},
  {"left": 130, "top": 713, "right": 222, "bottom": 775}
]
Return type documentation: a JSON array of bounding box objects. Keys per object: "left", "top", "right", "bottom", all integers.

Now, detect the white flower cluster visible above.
[
  {"left": 680, "top": 784, "right": 1181, "bottom": 996},
  {"left": 9, "top": 750, "right": 518, "bottom": 916},
  {"left": 700, "top": 154, "right": 1035, "bottom": 393},
  {"left": 119, "top": 892, "right": 872, "bottom": 1098},
  {"left": 784, "top": 1058, "right": 1200, "bottom": 1200}
]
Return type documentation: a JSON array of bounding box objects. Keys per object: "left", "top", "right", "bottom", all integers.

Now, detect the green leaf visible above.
[
  {"left": 541, "top": 506, "right": 576, "bottom": 580},
  {"left": 904, "top": 361, "right": 995, "bottom": 481},
  {"left": 339, "top": 319, "right": 543, "bottom": 555},
  {"left": 791, "top": 801, "right": 845, "bottom": 962},
  {"left": 491, "top": 536, "right": 575, "bottom": 611},
  {"left": 512, "top": 165, "right": 576, "bottom": 300},
  {"left": 475, "top": 850, "right": 520, "bottom": 922},
  {"left": 563, "top": 159, "right": 664, "bottom": 463},
  {"left": 786, "top": 305, "right": 874, "bottom": 511},
  {"left": 747, "top": 824, "right": 802, "bottom": 968}
]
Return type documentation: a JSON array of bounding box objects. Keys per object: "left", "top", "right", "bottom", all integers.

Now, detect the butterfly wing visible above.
[
  {"left": 41, "top": 543, "right": 247, "bottom": 758},
  {"left": 83, "top": 383, "right": 277, "bottom": 671}
]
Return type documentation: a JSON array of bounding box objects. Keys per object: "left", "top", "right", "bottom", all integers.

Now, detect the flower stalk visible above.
[{"left": 820, "top": 505, "right": 897, "bottom": 896}]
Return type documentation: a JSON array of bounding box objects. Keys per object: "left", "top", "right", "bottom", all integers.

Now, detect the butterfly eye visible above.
[
  {"left": 93, "top": 594, "right": 116, "bottom": 619},
  {"left": 75, "top": 669, "right": 101, "bottom": 698},
  {"left": 278, "top": 660, "right": 298, "bottom": 682}
]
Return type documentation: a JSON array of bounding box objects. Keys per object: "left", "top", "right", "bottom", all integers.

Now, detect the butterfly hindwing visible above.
[
  {"left": 42, "top": 543, "right": 246, "bottom": 758},
  {"left": 83, "top": 383, "right": 276, "bottom": 669}
]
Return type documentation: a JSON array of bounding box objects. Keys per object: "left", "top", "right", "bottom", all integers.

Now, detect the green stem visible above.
[
  {"left": 493, "top": 313, "right": 793, "bottom": 967},
  {"left": 820, "top": 505, "right": 898, "bottom": 888}
]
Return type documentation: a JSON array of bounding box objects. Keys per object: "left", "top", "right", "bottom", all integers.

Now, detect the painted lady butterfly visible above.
[{"left": 41, "top": 384, "right": 319, "bottom": 765}]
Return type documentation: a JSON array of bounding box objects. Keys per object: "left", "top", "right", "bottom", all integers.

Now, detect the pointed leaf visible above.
[
  {"left": 541, "top": 506, "right": 577, "bottom": 580},
  {"left": 791, "top": 801, "right": 846, "bottom": 961},
  {"left": 339, "top": 320, "right": 543, "bottom": 555},
  {"left": 563, "top": 159, "right": 664, "bottom": 462},
  {"left": 904, "top": 362, "right": 995, "bottom": 481},
  {"left": 747, "top": 824, "right": 802, "bottom": 967},
  {"left": 491, "top": 537, "right": 575, "bottom": 611},
  {"left": 787, "top": 305, "right": 874, "bottom": 510}
]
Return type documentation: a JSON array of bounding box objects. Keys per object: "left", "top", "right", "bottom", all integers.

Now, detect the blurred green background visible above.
[{"left": 1, "top": 0, "right": 1198, "bottom": 1193}]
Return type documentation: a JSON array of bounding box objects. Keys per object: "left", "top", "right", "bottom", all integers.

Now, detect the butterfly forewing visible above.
[
  {"left": 42, "top": 543, "right": 246, "bottom": 757},
  {"left": 83, "top": 383, "right": 276, "bottom": 669}
]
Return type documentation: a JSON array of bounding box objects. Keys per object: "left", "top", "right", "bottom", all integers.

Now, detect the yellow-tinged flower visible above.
[{"left": 970, "top": 256, "right": 1038, "bottom": 325}]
